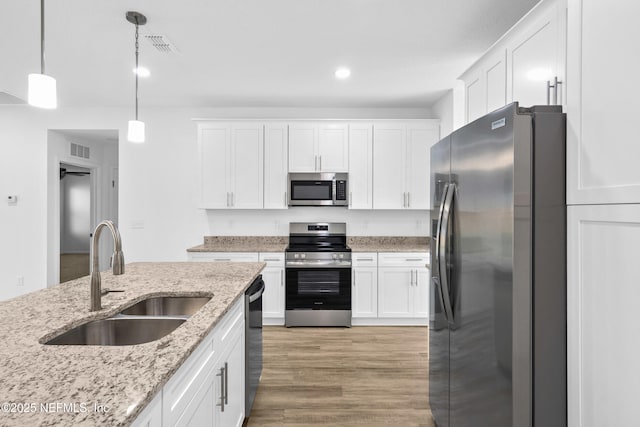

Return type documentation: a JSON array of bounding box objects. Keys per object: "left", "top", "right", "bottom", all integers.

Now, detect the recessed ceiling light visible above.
[
  {"left": 133, "top": 66, "right": 150, "bottom": 77},
  {"left": 335, "top": 67, "right": 351, "bottom": 80}
]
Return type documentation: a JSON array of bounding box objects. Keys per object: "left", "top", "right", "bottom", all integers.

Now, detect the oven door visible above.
[{"left": 286, "top": 267, "right": 351, "bottom": 310}]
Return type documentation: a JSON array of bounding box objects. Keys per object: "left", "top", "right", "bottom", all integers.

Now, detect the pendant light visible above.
[
  {"left": 126, "top": 11, "right": 147, "bottom": 143},
  {"left": 28, "top": 0, "right": 57, "bottom": 109}
]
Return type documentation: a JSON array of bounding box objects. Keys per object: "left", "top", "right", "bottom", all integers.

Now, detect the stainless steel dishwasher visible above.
[{"left": 245, "top": 275, "right": 264, "bottom": 419}]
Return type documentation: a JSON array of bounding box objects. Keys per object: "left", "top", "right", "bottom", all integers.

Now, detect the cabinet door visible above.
[
  {"left": 352, "top": 267, "right": 378, "bottom": 318},
  {"left": 413, "top": 268, "right": 430, "bottom": 318},
  {"left": 567, "top": 0, "right": 640, "bottom": 204},
  {"left": 507, "top": 1, "right": 564, "bottom": 107},
  {"left": 348, "top": 123, "right": 373, "bottom": 209},
  {"left": 288, "top": 123, "right": 317, "bottom": 172},
  {"left": 406, "top": 124, "right": 439, "bottom": 210},
  {"left": 318, "top": 123, "right": 349, "bottom": 172},
  {"left": 264, "top": 123, "right": 288, "bottom": 209},
  {"left": 199, "top": 123, "right": 230, "bottom": 208},
  {"left": 485, "top": 50, "right": 508, "bottom": 113},
  {"left": 131, "top": 393, "right": 162, "bottom": 427},
  {"left": 373, "top": 124, "right": 406, "bottom": 209},
  {"left": 465, "top": 70, "right": 485, "bottom": 123},
  {"left": 229, "top": 123, "right": 263, "bottom": 209},
  {"left": 261, "top": 265, "right": 284, "bottom": 319},
  {"left": 377, "top": 268, "right": 413, "bottom": 317},
  {"left": 175, "top": 371, "right": 216, "bottom": 427},
  {"left": 568, "top": 204, "right": 640, "bottom": 427},
  {"left": 218, "top": 332, "right": 245, "bottom": 427}
]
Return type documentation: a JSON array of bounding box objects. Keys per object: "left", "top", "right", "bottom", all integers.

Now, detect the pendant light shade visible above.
[
  {"left": 127, "top": 120, "right": 145, "bottom": 143},
  {"left": 28, "top": 73, "right": 57, "bottom": 108},
  {"left": 126, "top": 11, "right": 147, "bottom": 143},
  {"left": 29, "top": 0, "right": 57, "bottom": 109}
]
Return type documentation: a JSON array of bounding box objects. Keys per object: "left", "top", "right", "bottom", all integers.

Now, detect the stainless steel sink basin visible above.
[
  {"left": 44, "top": 317, "right": 185, "bottom": 346},
  {"left": 119, "top": 296, "right": 211, "bottom": 317}
]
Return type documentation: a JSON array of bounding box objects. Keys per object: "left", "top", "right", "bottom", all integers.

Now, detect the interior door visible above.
[
  {"left": 449, "top": 104, "right": 516, "bottom": 426},
  {"left": 429, "top": 135, "right": 451, "bottom": 427}
]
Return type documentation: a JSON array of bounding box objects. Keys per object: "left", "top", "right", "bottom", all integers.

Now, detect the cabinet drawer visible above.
[
  {"left": 352, "top": 253, "right": 378, "bottom": 267},
  {"left": 378, "top": 252, "right": 429, "bottom": 268},
  {"left": 213, "top": 298, "right": 244, "bottom": 348},
  {"left": 188, "top": 252, "right": 260, "bottom": 262},
  {"left": 259, "top": 252, "right": 285, "bottom": 267}
]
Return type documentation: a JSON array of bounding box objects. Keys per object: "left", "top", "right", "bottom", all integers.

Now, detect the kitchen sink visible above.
[
  {"left": 44, "top": 317, "right": 185, "bottom": 346},
  {"left": 119, "top": 296, "right": 211, "bottom": 317}
]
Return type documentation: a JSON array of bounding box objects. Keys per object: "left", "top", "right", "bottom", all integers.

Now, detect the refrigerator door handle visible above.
[
  {"left": 434, "top": 183, "right": 450, "bottom": 320},
  {"left": 439, "top": 183, "right": 455, "bottom": 325}
]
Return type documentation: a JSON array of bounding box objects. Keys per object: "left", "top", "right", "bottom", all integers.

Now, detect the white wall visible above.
[
  {"left": 0, "top": 105, "right": 432, "bottom": 301},
  {"left": 432, "top": 91, "right": 454, "bottom": 138}
]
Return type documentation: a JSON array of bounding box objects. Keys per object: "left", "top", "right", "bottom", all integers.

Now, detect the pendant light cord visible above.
[
  {"left": 40, "top": 0, "right": 45, "bottom": 74},
  {"left": 134, "top": 18, "right": 139, "bottom": 121}
]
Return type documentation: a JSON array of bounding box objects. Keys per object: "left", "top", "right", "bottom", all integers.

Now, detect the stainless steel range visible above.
[{"left": 285, "top": 222, "right": 352, "bottom": 327}]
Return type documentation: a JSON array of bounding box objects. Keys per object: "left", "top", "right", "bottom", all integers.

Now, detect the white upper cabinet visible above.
[
  {"left": 373, "top": 122, "right": 439, "bottom": 210},
  {"left": 348, "top": 123, "right": 374, "bottom": 209},
  {"left": 263, "top": 123, "right": 288, "bottom": 209},
  {"left": 460, "top": 0, "right": 567, "bottom": 124},
  {"left": 288, "top": 122, "right": 348, "bottom": 172},
  {"left": 566, "top": 0, "right": 640, "bottom": 204},
  {"left": 507, "top": 0, "right": 566, "bottom": 107},
  {"left": 198, "top": 123, "right": 230, "bottom": 209}
]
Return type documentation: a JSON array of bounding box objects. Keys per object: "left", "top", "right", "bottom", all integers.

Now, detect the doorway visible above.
[
  {"left": 59, "top": 164, "right": 92, "bottom": 282},
  {"left": 47, "top": 129, "right": 119, "bottom": 286}
]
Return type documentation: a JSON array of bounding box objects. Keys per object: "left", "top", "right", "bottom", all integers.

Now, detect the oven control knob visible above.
[
  {"left": 301, "top": 254, "right": 306, "bottom": 259},
  {"left": 332, "top": 254, "right": 337, "bottom": 260},
  {"left": 294, "top": 253, "right": 300, "bottom": 259},
  {"left": 339, "top": 254, "right": 344, "bottom": 259}
]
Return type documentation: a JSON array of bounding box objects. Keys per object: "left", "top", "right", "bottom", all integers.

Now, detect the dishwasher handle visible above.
[{"left": 248, "top": 279, "right": 266, "bottom": 303}]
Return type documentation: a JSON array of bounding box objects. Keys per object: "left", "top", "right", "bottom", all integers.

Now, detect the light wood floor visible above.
[
  {"left": 60, "top": 253, "right": 90, "bottom": 283},
  {"left": 246, "top": 326, "right": 435, "bottom": 427}
]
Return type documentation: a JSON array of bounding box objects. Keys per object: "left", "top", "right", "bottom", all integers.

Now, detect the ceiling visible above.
[{"left": 1, "top": 0, "right": 539, "bottom": 109}]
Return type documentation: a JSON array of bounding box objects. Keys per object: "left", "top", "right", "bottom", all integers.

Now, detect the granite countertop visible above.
[
  {"left": 187, "top": 236, "right": 287, "bottom": 253},
  {"left": 0, "top": 262, "right": 264, "bottom": 427},
  {"left": 187, "top": 236, "right": 429, "bottom": 254},
  {"left": 348, "top": 236, "right": 430, "bottom": 253}
]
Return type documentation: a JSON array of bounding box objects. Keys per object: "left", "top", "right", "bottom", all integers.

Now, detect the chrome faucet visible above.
[{"left": 90, "top": 220, "right": 125, "bottom": 311}]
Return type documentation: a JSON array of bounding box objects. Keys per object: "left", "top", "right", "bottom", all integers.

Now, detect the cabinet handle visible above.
[
  {"left": 280, "top": 269, "right": 284, "bottom": 286},
  {"left": 216, "top": 366, "right": 225, "bottom": 412},
  {"left": 356, "top": 257, "right": 374, "bottom": 261},
  {"left": 231, "top": 192, "right": 234, "bottom": 207},
  {"left": 547, "top": 77, "right": 563, "bottom": 105},
  {"left": 284, "top": 191, "right": 287, "bottom": 206},
  {"left": 405, "top": 258, "right": 423, "bottom": 262},
  {"left": 407, "top": 192, "right": 411, "bottom": 208},
  {"left": 349, "top": 192, "right": 352, "bottom": 206},
  {"left": 215, "top": 258, "right": 232, "bottom": 262},
  {"left": 314, "top": 155, "right": 318, "bottom": 171},
  {"left": 224, "top": 361, "right": 229, "bottom": 405},
  {"left": 410, "top": 270, "right": 415, "bottom": 286},
  {"left": 263, "top": 258, "right": 280, "bottom": 261},
  {"left": 226, "top": 192, "right": 230, "bottom": 207},
  {"left": 319, "top": 155, "right": 322, "bottom": 171},
  {"left": 415, "top": 269, "right": 419, "bottom": 286}
]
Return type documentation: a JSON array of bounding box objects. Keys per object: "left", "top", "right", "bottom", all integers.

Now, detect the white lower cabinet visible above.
[
  {"left": 568, "top": 204, "right": 640, "bottom": 427},
  {"left": 259, "top": 253, "right": 285, "bottom": 325},
  {"left": 377, "top": 253, "right": 429, "bottom": 323},
  {"left": 133, "top": 298, "right": 244, "bottom": 427},
  {"left": 351, "top": 253, "right": 378, "bottom": 318}
]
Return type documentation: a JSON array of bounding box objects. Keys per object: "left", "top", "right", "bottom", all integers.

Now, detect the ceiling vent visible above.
[
  {"left": 70, "top": 142, "right": 90, "bottom": 159},
  {"left": 144, "top": 34, "right": 179, "bottom": 53}
]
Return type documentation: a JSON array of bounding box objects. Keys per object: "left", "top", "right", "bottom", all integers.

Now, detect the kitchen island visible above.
[{"left": 0, "top": 262, "right": 264, "bottom": 426}]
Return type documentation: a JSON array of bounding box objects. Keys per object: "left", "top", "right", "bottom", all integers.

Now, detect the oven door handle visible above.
[
  {"left": 248, "top": 282, "right": 266, "bottom": 303},
  {"left": 285, "top": 262, "right": 352, "bottom": 268}
]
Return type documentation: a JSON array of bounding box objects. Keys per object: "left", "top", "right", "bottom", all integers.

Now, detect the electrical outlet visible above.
[
  {"left": 130, "top": 220, "right": 145, "bottom": 229},
  {"left": 7, "top": 195, "right": 18, "bottom": 206},
  {"left": 17, "top": 276, "right": 24, "bottom": 287}
]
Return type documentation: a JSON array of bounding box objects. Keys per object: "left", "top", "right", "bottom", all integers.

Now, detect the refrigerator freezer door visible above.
[
  {"left": 448, "top": 104, "right": 519, "bottom": 427},
  {"left": 429, "top": 136, "right": 451, "bottom": 427}
]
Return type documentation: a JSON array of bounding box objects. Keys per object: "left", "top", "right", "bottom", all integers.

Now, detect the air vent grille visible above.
[
  {"left": 70, "top": 143, "right": 90, "bottom": 159},
  {"left": 144, "top": 34, "right": 179, "bottom": 53}
]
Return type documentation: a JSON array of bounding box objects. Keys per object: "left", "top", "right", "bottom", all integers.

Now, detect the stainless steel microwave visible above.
[{"left": 287, "top": 173, "right": 348, "bottom": 206}]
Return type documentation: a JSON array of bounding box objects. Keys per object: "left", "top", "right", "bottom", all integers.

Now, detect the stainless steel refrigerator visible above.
[{"left": 429, "top": 103, "right": 566, "bottom": 427}]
